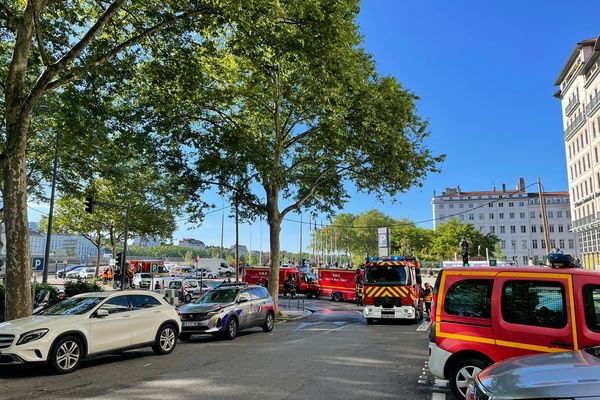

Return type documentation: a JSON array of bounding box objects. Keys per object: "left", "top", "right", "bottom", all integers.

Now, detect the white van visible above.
[{"left": 197, "top": 258, "right": 234, "bottom": 277}]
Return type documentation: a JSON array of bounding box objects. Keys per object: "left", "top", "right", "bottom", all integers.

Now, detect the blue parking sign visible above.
[{"left": 32, "top": 257, "right": 45, "bottom": 271}]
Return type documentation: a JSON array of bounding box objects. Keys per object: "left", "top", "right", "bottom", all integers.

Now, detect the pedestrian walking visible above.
[
  {"left": 127, "top": 270, "right": 134, "bottom": 288},
  {"left": 422, "top": 282, "right": 433, "bottom": 317},
  {"left": 289, "top": 275, "right": 297, "bottom": 299}
]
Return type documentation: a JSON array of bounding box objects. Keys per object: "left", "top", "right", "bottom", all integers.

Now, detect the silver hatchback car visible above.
[{"left": 178, "top": 284, "right": 275, "bottom": 340}]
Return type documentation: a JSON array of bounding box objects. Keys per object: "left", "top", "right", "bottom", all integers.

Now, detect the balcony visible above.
[
  {"left": 565, "top": 96, "right": 580, "bottom": 116},
  {"left": 564, "top": 112, "right": 586, "bottom": 140},
  {"left": 572, "top": 215, "right": 600, "bottom": 232},
  {"left": 586, "top": 91, "right": 600, "bottom": 118}
]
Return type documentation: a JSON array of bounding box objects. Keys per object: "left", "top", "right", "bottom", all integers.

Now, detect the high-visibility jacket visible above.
[{"left": 423, "top": 288, "right": 432, "bottom": 302}]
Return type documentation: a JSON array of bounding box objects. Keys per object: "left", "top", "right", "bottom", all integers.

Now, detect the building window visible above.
[
  {"left": 548, "top": 211, "right": 553, "bottom": 218},
  {"left": 566, "top": 211, "right": 571, "bottom": 218},
  {"left": 498, "top": 202, "right": 504, "bottom": 207},
  {"left": 550, "top": 239, "right": 556, "bottom": 249},
  {"left": 489, "top": 203, "right": 493, "bottom": 207},
  {"left": 541, "top": 239, "right": 546, "bottom": 249},
  {"left": 489, "top": 213, "right": 494, "bottom": 219},
  {"left": 509, "top": 212, "right": 515, "bottom": 219},
  {"left": 468, "top": 214, "right": 474, "bottom": 220},
  {"left": 508, "top": 202, "right": 514, "bottom": 207},
  {"left": 519, "top": 202, "right": 525, "bottom": 207},
  {"left": 558, "top": 225, "right": 564, "bottom": 233},
  {"left": 559, "top": 239, "right": 565, "bottom": 248},
  {"left": 500, "top": 226, "right": 506, "bottom": 234},
  {"left": 449, "top": 204, "right": 454, "bottom": 209},
  {"left": 569, "top": 239, "right": 574, "bottom": 249},
  {"left": 530, "top": 211, "right": 535, "bottom": 218},
  {"left": 521, "top": 225, "right": 526, "bottom": 233},
  {"left": 540, "top": 225, "right": 544, "bottom": 233},
  {"left": 479, "top": 213, "right": 484, "bottom": 220},
  {"left": 439, "top": 204, "right": 444, "bottom": 209},
  {"left": 531, "top": 225, "right": 537, "bottom": 233},
  {"left": 520, "top": 212, "right": 525, "bottom": 219},
  {"left": 557, "top": 210, "right": 563, "bottom": 218},
  {"left": 521, "top": 240, "right": 527, "bottom": 249},
  {"left": 459, "top": 203, "right": 464, "bottom": 208},
  {"left": 468, "top": 204, "right": 473, "bottom": 208},
  {"left": 489, "top": 226, "right": 495, "bottom": 233},
  {"left": 499, "top": 213, "right": 504, "bottom": 219},
  {"left": 532, "top": 240, "right": 538, "bottom": 249},
  {"left": 501, "top": 240, "right": 506, "bottom": 249},
  {"left": 510, "top": 226, "right": 516, "bottom": 234},
  {"left": 549, "top": 225, "right": 555, "bottom": 233}
]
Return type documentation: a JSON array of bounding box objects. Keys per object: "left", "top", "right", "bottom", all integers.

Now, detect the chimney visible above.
[
  {"left": 519, "top": 177, "right": 525, "bottom": 191},
  {"left": 493, "top": 186, "right": 496, "bottom": 193},
  {"left": 457, "top": 185, "right": 461, "bottom": 194},
  {"left": 502, "top": 183, "right": 506, "bottom": 192}
]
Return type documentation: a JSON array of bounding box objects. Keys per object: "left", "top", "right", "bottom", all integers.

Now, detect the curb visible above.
[{"left": 276, "top": 309, "right": 313, "bottom": 322}]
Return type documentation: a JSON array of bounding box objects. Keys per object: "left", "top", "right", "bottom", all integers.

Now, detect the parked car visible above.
[
  {"left": 65, "top": 267, "right": 87, "bottom": 279},
  {"left": 0, "top": 291, "right": 181, "bottom": 373},
  {"left": 132, "top": 273, "right": 154, "bottom": 288},
  {"left": 193, "top": 268, "right": 218, "bottom": 279},
  {"left": 429, "top": 263, "right": 600, "bottom": 399},
  {"left": 56, "top": 265, "right": 85, "bottom": 278},
  {"left": 178, "top": 284, "right": 274, "bottom": 340},
  {"left": 78, "top": 267, "right": 97, "bottom": 279},
  {"left": 467, "top": 346, "right": 600, "bottom": 400},
  {"left": 168, "top": 278, "right": 212, "bottom": 302}
]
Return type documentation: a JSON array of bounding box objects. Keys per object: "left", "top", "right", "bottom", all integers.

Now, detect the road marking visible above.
[
  {"left": 431, "top": 393, "right": 446, "bottom": 400},
  {"left": 416, "top": 320, "right": 431, "bottom": 331}
]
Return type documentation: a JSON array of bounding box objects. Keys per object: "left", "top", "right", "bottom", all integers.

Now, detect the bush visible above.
[
  {"left": 34, "top": 283, "right": 60, "bottom": 305},
  {"left": 64, "top": 278, "right": 103, "bottom": 297}
]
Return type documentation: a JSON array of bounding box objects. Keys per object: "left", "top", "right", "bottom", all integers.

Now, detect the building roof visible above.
[
  {"left": 554, "top": 35, "right": 599, "bottom": 86},
  {"left": 435, "top": 190, "right": 567, "bottom": 198}
]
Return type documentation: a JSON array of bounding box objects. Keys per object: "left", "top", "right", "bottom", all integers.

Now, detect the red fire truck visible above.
[
  {"left": 129, "top": 260, "right": 167, "bottom": 275},
  {"left": 318, "top": 268, "right": 362, "bottom": 302},
  {"left": 244, "top": 267, "right": 320, "bottom": 297},
  {"left": 362, "top": 255, "right": 423, "bottom": 323}
]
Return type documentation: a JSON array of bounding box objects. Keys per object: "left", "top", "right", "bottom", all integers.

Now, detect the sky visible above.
[{"left": 28, "top": 0, "right": 600, "bottom": 254}]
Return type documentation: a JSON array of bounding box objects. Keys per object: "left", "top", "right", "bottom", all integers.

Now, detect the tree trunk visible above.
[
  {"left": 3, "top": 117, "right": 32, "bottom": 320},
  {"left": 266, "top": 188, "right": 281, "bottom": 312},
  {"left": 94, "top": 238, "right": 101, "bottom": 278}
]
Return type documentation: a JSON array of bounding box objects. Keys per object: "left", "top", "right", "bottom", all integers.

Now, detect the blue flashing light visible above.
[
  {"left": 368, "top": 256, "right": 378, "bottom": 261},
  {"left": 391, "top": 255, "right": 405, "bottom": 261}
]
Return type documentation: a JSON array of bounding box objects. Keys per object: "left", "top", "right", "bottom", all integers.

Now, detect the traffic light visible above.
[
  {"left": 84, "top": 196, "right": 96, "bottom": 214},
  {"left": 116, "top": 252, "right": 124, "bottom": 269}
]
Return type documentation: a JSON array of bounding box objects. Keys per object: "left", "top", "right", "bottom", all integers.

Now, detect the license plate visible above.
[
  {"left": 380, "top": 314, "right": 395, "bottom": 318},
  {"left": 183, "top": 321, "right": 201, "bottom": 327}
]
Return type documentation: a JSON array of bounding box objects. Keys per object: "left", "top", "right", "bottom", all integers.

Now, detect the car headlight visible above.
[
  {"left": 17, "top": 328, "right": 49, "bottom": 345},
  {"left": 207, "top": 310, "right": 220, "bottom": 317}
]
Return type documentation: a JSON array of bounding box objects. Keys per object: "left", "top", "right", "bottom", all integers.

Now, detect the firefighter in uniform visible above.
[{"left": 355, "top": 268, "right": 363, "bottom": 306}]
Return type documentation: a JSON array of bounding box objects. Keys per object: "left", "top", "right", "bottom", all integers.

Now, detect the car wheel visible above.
[
  {"left": 332, "top": 292, "right": 342, "bottom": 302},
  {"left": 366, "top": 318, "right": 375, "bottom": 325},
  {"left": 179, "top": 333, "right": 192, "bottom": 341},
  {"left": 184, "top": 294, "right": 192, "bottom": 303},
  {"left": 263, "top": 311, "right": 275, "bottom": 332},
  {"left": 208, "top": 274, "right": 214, "bottom": 279},
  {"left": 449, "top": 358, "right": 490, "bottom": 400},
  {"left": 152, "top": 324, "right": 178, "bottom": 355},
  {"left": 49, "top": 335, "right": 83, "bottom": 374},
  {"left": 225, "top": 272, "right": 232, "bottom": 277},
  {"left": 223, "top": 317, "right": 238, "bottom": 340}
]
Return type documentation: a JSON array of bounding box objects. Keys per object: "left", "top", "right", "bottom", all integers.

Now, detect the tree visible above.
[
  {"left": 0, "top": 0, "right": 227, "bottom": 320},
  {"left": 390, "top": 219, "right": 435, "bottom": 258},
  {"left": 430, "top": 219, "right": 499, "bottom": 260},
  {"left": 148, "top": 2, "right": 443, "bottom": 309}
]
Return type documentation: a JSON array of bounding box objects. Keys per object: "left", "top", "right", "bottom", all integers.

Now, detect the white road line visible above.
[
  {"left": 416, "top": 320, "right": 431, "bottom": 331},
  {"left": 431, "top": 393, "right": 446, "bottom": 400}
]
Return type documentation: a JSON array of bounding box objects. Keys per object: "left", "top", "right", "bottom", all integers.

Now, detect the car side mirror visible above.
[
  {"left": 237, "top": 297, "right": 249, "bottom": 303},
  {"left": 95, "top": 309, "right": 109, "bottom": 318}
]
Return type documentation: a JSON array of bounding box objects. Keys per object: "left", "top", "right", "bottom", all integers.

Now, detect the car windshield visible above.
[
  {"left": 141, "top": 274, "right": 152, "bottom": 278},
  {"left": 304, "top": 272, "right": 317, "bottom": 283},
  {"left": 195, "top": 289, "right": 238, "bottom": 304},
  {"left": 169, "top": 281, "right": 182, "bottom": 289},
  {"left": 365, "top": 265, "right": 408, "bottom": 285},
  {"left": 41, "top": 296, "right": 104, "bottom": 315}
]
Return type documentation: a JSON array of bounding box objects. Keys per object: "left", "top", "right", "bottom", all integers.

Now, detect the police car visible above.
[{"left": 178, "top": 283, "right": 275, "bottom": 340}]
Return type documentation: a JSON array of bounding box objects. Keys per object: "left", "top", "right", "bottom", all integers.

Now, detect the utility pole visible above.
[
  {"left": 220, "top": 197, "right": 225, "bottom": 260},
  {"left": 299, "top": 212, "right": 303, "bottom": 265},
  {"left": 121, "top": 207, "right": 130, "bottom": 290},
  {"left": 235, "top": 199, "right": 239, "bottom": 283},
  {"left": 538, "top": 177, "right": 551, "bottom": 258},
  {"left": 259, "top": 218, "right": 263, "bottom": 266},
  {"left": 42, "top": 132, "right": 60, "bottom": 283}
]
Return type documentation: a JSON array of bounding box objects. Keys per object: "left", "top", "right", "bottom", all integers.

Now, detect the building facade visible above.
[
  {"left": 432, "top": 178, "right": 578, "bottom": 264},
  {"left": 178, "top": 238, "right": 206, "bottom": 249},
  {"left": 555, "top": 36, "right": 600, "bottom": 269},
  {"left": 133, "top": 235, "right": 161, "bottom": 247},
  {"left": 1, "top": 228, "right": 99, "bottom": 258}
]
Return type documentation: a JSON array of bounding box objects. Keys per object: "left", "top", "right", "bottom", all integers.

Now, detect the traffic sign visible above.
[
  {"left": 32, "top": 257, "right": 45, "bottom": 271},
  {"left": 151, "top": 262, "right": 159, "bottom": 273},
  {"left": 489, "top": 259, "right": 497, "bottom": 266}
]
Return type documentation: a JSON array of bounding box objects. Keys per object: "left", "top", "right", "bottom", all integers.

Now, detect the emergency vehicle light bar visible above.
[{"left": 367, "top": 256, "right": 405, "bottom": 262}]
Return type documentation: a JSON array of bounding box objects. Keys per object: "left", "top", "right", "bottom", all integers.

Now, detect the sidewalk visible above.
[{"left": 278, "top": 298, "right": 313, "bottom": 320}]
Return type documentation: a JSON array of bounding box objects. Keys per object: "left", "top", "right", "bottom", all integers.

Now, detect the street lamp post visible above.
[{"left": 43, "top": 132, "right": 60, "bottom": 284}]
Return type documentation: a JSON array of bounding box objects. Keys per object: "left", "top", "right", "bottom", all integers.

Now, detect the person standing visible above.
[
  {"left": 355, "top": 268, "right": 363, "bottom": 306},
  {"left": 422, "top": 282, "right": 433, "bottom": 317}
]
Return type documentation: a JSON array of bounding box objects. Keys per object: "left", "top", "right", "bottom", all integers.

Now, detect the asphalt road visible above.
[{"left": 0, "top": 298, "right": 438, "bottom": 400}]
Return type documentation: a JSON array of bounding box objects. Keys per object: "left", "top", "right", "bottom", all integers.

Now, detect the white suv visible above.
[{"left": 0, "top": 290, "right": 181, "bottom": 373}]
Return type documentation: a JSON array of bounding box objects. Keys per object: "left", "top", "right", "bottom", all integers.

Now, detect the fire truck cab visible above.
[{"left": 362, "top": 255, "right": 423, "bottom": 323}]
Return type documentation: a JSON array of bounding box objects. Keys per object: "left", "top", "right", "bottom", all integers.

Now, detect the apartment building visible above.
[
  {"left": 432, "top": 178, "right": 577, "bottom": 264},
  {"left": 555, "top": 35, "right": 600, "bottom": 269}
]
